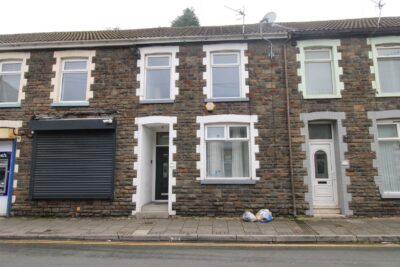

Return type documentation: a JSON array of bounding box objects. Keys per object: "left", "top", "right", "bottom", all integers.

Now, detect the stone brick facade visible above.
[{"left": 1, "top": 35, "right": 400, "bottom": 217}]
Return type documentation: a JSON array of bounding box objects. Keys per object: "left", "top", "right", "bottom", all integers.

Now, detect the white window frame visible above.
[
  {"left": 0, "top": 53, "right": 30, "bottom": 107},
  {"left": 0, "top": 61, "right": 22, "bottom": 103},
  {"left": 210, "top": 52, "right": 241, "bottom": 99},
  {"left": 144, "top": 54, "right": 173, "bottom": 100},
  {"left": 137, "top": 46, "right": 179, "bottom": 103},
  {"left": 376, "top": 119, "right": 400, "bottom": 197},
  {"left": 51, "top": 50, "right": 95, "bottom": 106},
  {"left": 59, "top": 58, "right": 89, "bottom": 103},
  {"left": 297, "top": 39, "right": 343, "bottom": 99},
  {"left": 205, "top": 124, "right": 250, "bottom": 179},
  {"left": 377, "top": 121, "right": 400, "bottom": 141},
  {"left": 203, "top": 43, "right": 248, "bottom": 101},
  {"left": 196, "top": 115, "right": 259, "bottom": 184},
  {"left": 369, "top": 36, "right": 400, "bottom": 97}
]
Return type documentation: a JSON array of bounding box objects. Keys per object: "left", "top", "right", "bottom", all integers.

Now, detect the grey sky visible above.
[{"left": 1, "top": 0, "right": 399, "bottom": 34}]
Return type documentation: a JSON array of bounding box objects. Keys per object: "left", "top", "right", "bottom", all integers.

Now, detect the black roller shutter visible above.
[{"left": 30, "top": 125, "right": 116, "bottom": 200}]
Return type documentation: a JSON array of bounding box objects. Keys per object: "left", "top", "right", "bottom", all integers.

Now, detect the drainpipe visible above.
[
  {"left": 260, "top": 21, "right": 297, "bottom": 217},
  {"left": 283, "top": 39, "right": 297, "bottom": 217}
]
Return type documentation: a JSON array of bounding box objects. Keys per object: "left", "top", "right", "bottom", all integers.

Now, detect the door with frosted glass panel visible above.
[
  {"left": 310, "top": 143, "right": 338, "bottom": 207},
  {"left": 308, "top": 123, "right": 338, "bottom": 207}
]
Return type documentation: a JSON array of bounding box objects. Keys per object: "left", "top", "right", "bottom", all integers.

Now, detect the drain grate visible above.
[{"left": 295, "top": 220, "right": 318, "bottom": 235}]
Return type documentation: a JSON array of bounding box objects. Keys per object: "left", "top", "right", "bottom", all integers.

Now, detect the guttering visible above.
[
  {"left": 0, "top": 32, "right": 288, "bottom": 51},
  {"left": 290, "top": 27, "right": 400, "bottom": 40}
]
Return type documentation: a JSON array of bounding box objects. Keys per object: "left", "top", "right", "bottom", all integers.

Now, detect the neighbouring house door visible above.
[
  {"left": 310, "top": 142, "right": 338, "bottom": 207},
  {"left": 155, "top": 146, "right": 169, "bottom": 200}
]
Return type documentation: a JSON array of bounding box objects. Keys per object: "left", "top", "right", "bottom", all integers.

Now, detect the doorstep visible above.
[{"left": 135, "top": 202, "right": 169, "bottom": 219}]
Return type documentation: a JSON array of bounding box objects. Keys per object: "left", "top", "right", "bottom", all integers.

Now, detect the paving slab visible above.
[{"left": 0, "top": 217, "right": 399, "bottom": 243}]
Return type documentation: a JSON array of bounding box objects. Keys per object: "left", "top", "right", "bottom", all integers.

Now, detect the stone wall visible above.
[
  {"left": 2, "top": 37, "right": 400, "bottom": 217},
  {"left": 286, "top": 37, "right": 400, "bottom": 216},
  {"left": 3, "top": 49, "right": 137, "bottom": 216}
]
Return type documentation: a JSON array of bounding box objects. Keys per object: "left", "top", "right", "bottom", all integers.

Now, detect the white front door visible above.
[{"left": 310, "top": 142, "right": 338, "bottom": 207}]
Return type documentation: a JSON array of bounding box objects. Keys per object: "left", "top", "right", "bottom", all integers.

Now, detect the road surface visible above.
[{"left": 0, "top": 240, "right": 399, "bottom": 267}]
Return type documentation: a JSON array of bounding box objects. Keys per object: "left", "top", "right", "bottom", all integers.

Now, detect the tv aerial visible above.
[
  {"left": 370, "top": 0, "right": 386, "bottom": 27},
  {"left": 225, "top": 5, "right": 246, "bottom": 34}
]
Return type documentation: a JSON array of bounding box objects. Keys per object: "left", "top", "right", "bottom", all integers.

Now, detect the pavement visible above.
[{"left": 0, "top": 216, "right": 400, "bottom": 243}]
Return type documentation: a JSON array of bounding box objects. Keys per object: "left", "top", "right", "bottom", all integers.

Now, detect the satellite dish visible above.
[{"left": 261, "top": 12, "right": 277, "bottom": 23}]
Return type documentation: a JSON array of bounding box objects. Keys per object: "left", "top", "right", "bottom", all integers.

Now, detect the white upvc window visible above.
[
  {"left": 377, "top": 120, "right": 400, "bottom": 196},
  {"left": 144, "top": 54, "right": 172, "bottom": 100},
  {"left": 304, "top": 49, "right": 335, "bottom": 96},
  {"left": 375, "top": 46, "right": 400, "bottom": 95},
  {"left": 137, "top": 46, "right": 179, "bottom": 103},
  {"left": 210, "top": 52, "right": 241, "bottom": 98},
  {"left": 60, "top": 58, "right": 89, "bottom": 102},
  {"left": 205, "top": 124, "right": 250, "bottom": 179},
  {"left": 0, "top": 52, "right": 29, "bottom": 107},
  {"left": 369, "top": 37, "right": 400, "bottom": 97},
  {"left": 297, "top": 39, "right": 343, "bottom": 99},
  {"left": 0, "top": 61, "right": 22, "bottom": 104},
  {"left": 51, "top": 50, "right": 95, "bottom": 106},
  {"left": 203, "top": 43, "right": 248, "bottom": 100}
]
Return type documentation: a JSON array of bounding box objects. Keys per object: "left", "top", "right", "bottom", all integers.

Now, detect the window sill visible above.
[
  {"left": 376, "top": 93, "right": 400, "bottom": 98},
  {"left": 303, "top": 95, "right": 341, "bottom": 99},
  {"left": 139, "top": 99, "right": 175, "bottom": 104},
  {"left": 200, "top": 179, "right": 256, "bottom": 185},
  {"left": 204, "top": 97, "right": 249, "bottom": 103},
  {"left": 51, "top": 102, "right": 90, "bottom": 107},
  {"left": 0, "top": 103, "right": 21, "bottom": 108},
  {"left": 381, "top": 192, "right": 400, "bottom": 199}
]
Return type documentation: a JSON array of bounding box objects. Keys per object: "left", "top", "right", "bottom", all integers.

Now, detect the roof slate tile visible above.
[{"left": 0, "top": 17, "right": 399, "bottom": 45}]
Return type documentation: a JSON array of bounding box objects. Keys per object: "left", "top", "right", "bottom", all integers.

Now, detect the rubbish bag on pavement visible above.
[
  {"left": 256, "top": 209, "right": 273, "bottom": 223},
  {"left": 242, "top": 210, "right": 257, "bottom": 222}
]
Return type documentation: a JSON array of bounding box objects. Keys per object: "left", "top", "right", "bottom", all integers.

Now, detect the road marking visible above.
[{"left": 0, "top": 239, "right": 399, "bottom": 248}]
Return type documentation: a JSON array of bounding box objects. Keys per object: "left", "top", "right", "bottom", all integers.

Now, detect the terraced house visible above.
[{"left": 1, "top": 17, "right": 400, "bottom": 218}]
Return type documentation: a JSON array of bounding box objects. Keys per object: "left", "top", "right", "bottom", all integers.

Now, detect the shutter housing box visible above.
[{"left": 29, "top": 118, "right": 116, "bottom": 200}]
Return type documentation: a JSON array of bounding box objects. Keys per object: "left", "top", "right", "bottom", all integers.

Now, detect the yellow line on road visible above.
[{"left": 0, "top": 239, "right": 399, "bottom": 248}]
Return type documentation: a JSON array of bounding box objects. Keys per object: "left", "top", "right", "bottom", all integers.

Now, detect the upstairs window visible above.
[
  {"left": 297, "top": 39, "right": 343, "bottom": 99},
  {"left": 211, "top": 52, "right": 241, "bottom": 98},
  {"left": 0, "top": 61, "right": 22, "bottom": 104},
  {"left": 205, "top": 125, "right": 250, "bottom": 178},
  {"left": 203, "top": 43, "right": 248, "bottom": 101},
  {"left": 51, "top": 50, "right": 95, "bottom": 106},
  {"left": 137, "top": 46, "right": 179, "bottom": 103},
  {"left": 304, "top": 49, "right": 335, "bottom": 96},
  {"left": 60, "top": 59, "right": 89, "bottom": 102},
  {"left": 144, "top": 55, "right": 172, "bottom": 100},
  {"left": 376, "top": 46, "right": 400, "bottom": 94}
]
